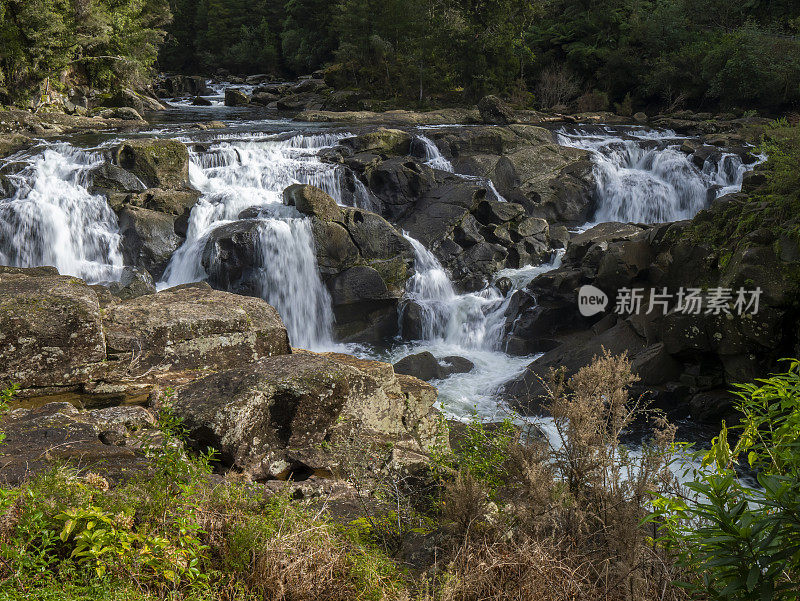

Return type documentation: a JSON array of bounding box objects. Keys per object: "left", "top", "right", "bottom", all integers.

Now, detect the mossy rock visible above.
[{"left": 112, "top": 138, "right": 190, "bottom": 189}]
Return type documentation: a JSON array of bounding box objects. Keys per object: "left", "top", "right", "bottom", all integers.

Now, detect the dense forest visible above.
[
  {"left": 1, "top": 0, "right": 799, "bottom": 111},
  {"left": 160, "top": 0, "right": 800, "bottom": 111}
]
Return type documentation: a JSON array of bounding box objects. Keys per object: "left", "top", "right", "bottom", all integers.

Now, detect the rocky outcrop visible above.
[
  {"left": 0, "top": 267, "right": 106, "bottom": 393},
  {"left": 393, "top": 352, "right": 474, "bottom": 381},
  {"left": 501, "top": 195, "right": 797, "bottom": 420},
  {"left": 477, "top": 95, "right": 516, "bottom": 125},
  {"left": 322, "top": 128, "right": 569, "bottom": 291},
  {"left": 169, "top": 351, "right": 443, "bottom": 480},
  {"left": 90, "top": 138, "right": 200, "bottom": 279},
  {"left": 0, "top": 268, "right": 291, "bottom": 398},
  {"left": 426, "top": 125, "right": 595, "bottom": 224},
  {"left": 155, "top": 75, "right": 211, "bottom": 98}
]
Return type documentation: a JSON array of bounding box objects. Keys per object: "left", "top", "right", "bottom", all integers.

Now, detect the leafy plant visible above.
[{"left": 650, "top": 360, "right": 800, "bottom": 600}]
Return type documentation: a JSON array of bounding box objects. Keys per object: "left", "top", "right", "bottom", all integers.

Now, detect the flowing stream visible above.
[{"left": 0, "top": 119, "right": 756, "bottom": 420}]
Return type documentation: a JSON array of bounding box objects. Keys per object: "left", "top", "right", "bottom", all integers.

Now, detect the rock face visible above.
[
  {"left": 427, "top": 125, "right": 595, "bottom": 225},
  {"left": 170, "top": 351, "right": 443, "bottom": 480},
  {"left": 0, "top": 267, "right": 447, "bottom": 487},
  {"left": 501, "top": 195, "right": 795, "bottom": 420},
  {"left": 393, "top": 352, "right": 475, "bottom": 381},
  {"left": 103, "top": 282, "right": 290, "bottom": 377},
  {"left": 477, "top": 95, "right": 516, "bottom": 125},
  {"left": 0, "top": 269, "right": 291, "bottom": 397},
  {"left": 321, "top": 125, "right": 593, "bottom": 291},
  {"left": 0, "top": 267, "right": 106, "bottom": 392},
  {"left": 91, "top": 138, "right": 200, "bottom": 280}
]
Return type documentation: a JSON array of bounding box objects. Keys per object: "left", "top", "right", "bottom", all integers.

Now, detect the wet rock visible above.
[
  {"left": 192, "top": 96, "right": 212, "bottom": 106},
  {"left": 106, "top": 267, "right": 156, "bottom": 300},
  {"left": 276, "top": 93, "right": 325, "bottom": 111},
  {"left": 0, "top": 133, "right": 32, "bottom": 158},
  {"left": 439, "top": 356, "right": 475, "bottom": 377},
  {"left": 342, "top": 129, "right": 413, "bottom": 156},
  {"left": 90, "top": 162, "right": 147, "bottom": 195},
  {"left": 111, "top": 138, "right": 191, "bottom": 190},
  {"left": 284, "top": 183, "right": 342, "bottom": 221},
  {"left": 224, "top": 88, "right": 250, "bottom": 107},
  {"left": 117, "top": 206, "right": 182, "bottom": 279},
  {"left": 393, "top": 351, "right": 442, "bottom": 381},
  {"left": 170, "top": 351, "right": 443, "bottom": 479},
  {"left": 505, "top": 321, "right": 647, "bottom": 414}
]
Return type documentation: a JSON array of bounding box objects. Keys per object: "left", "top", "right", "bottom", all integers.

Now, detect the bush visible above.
[{"left": 650, "top": 360, "right": 800, "bottom": 600}]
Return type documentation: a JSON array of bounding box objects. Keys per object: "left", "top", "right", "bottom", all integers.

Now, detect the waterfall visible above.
[
  {"left": 415, "top": 135, "right": 454, "bottom": 172},
  {"left": 414, "top": 134, "right": 508, "bottom": 202},
  {"left": 0, "top": 143, "right": 123, "bottom": 283},
  {"left": 557, "top": 127, "right": 754, "bottom": 224},
  {"left": 400, "top": 234, "right": 563, "bottom": 350},
  {"left": 253, "top": 218, "right": 334, "bottom": 348},
  {"left": 161, "top": 133, "right": 345, "bottom": 349}
]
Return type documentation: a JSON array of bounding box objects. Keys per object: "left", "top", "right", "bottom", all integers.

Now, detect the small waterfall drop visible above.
[
  {"left": 415, "top": 135, "right": 455, "bottom": 172},
  {"left": 0, "top": 144, "right": 123, "bottom": 283},
  {"left": 401, "top": 234, "right": 562, "bottom": 351},
  {"left": 254, "top": 218, "right": 334, "bottom": 348},
  {"left": 557, "top": 127, "right": 754, "bottom": 224},
  {"left": 161, "top": 133, "right": 346, "bottom": 349},
  {"left": 414, "top": 135, "right": 508, "bottom": 202}
]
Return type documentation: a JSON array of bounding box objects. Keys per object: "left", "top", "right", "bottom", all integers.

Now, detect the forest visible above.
[{"left": 0, "top": 0, "right": 799, "bottom": 112}]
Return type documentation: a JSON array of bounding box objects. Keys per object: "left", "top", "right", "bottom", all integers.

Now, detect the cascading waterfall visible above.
[
  {"left": 253, "top": 218, "right": 334, "bottom": 348},
  {"left": 414, "top": 135, "right": 508, "bottom": 202},
  {"left": 401, "top": 234, "right": 563, "bottom": 351},
  {"left": 0, "top": 143, "right": 124, "bottom": 283},
  {"left": 557, "top": 127, "right": 753, "bottom": 224},
  {"left": 161, "top": 133, "right": 346, "bottom": 348}
]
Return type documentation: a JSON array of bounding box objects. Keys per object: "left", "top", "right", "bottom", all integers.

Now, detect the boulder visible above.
[
  {"left": 0, "top": 403, "right": 157, "bottom": 485},
  {"left": 111, "top": 138, "right": 191, "bottom": 190},
  {"left": 342, "top": 129, "right": 413, "bottom": 156},
  {"left": 90, "top": 162, "right": 147, "bottom": 195},
  {"left": 105, "top": 267, "right": 156, "bottom": 300},
  {"left": 0, "top": 267, "right": 106, "bottom": 392},
  {"left": 102, "top": 282, "right": 290, "bottom": 377},
  {"left": 393, "top": 352, "right": 475, "bottom": 381},
  {"left": 117, "top": 206, "right": 182, "bottom": 279},
  {"left": 276, "top": 93, "right": 325, "bottom": 111},
  {"left": 169, "top": 352, "right": 443, "bottom": 479},
  {"left": 0, "top": 133, "right": 32, "bottom": 158},
  {"left": 224, "top": 88, "right": 250, "bottom": 107},
  {"left": 192, "top": 96, "right": 213, "bottom": 106},
  {"left": 477, "top": 95, "right": 515, "bottom": 125},
  {"left": 393, "top": 352, "right": 443, "bottom": 381},
  {"left": 505, "top": 321, "right": 647, "bottom": 414},
  {"left": 284, "top": 184, "right": 342, "bottom": 221}
]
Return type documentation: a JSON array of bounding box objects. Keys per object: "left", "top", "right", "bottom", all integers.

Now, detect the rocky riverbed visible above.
[{"left": 0, "top": 91, "right": 785, "bottom": 487}]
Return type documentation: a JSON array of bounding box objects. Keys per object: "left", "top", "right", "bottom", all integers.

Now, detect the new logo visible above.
[{"left": 578, "top": 285, "right": 608, "bottom": 317}]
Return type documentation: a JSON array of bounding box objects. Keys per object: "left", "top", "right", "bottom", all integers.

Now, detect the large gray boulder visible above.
[
  {"left": 169, "top": 351, "right": 444, "bottom": 479},
  {"left": 103, "top": 282, "right": 290, "bottom": 377},
  {"left": 0, "top": 267, "right": 106, "bottom": 392}
]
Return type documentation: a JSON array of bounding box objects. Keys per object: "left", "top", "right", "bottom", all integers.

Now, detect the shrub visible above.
[{"left": 650, "top": 360, "right": 800, "bottom": 600}]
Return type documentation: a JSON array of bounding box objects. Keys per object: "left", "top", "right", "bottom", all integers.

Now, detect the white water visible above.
[
  {"left": 160, "top": 133, "right": 346, "bottom": 349},
  {"left": 414, "top": 135, "right": 508, "bottom": 202},
  {"left": 392, "top": 234, "right": 564, "bottom": 416},
  {"left": 0, "top": 144, "right": 124, "bottom": 283},
  {"left": 557, "top": 127, "right": 751, "bottom": 224}
]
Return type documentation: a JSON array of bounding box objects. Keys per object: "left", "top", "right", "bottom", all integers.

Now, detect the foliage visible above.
[
  {"left": 0, "top": 0, "right": 171, "bottom": 100},
  {"left": 650, "top": 360, "right": 800, "bottom": 599}
]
